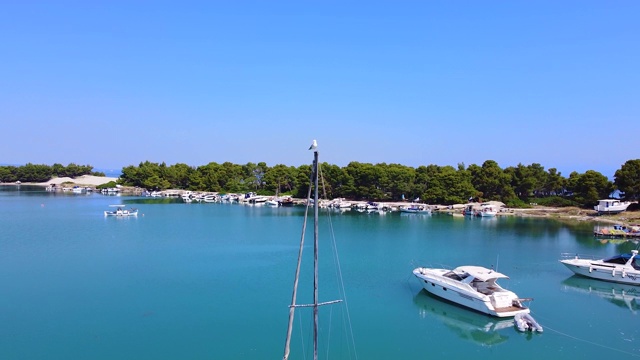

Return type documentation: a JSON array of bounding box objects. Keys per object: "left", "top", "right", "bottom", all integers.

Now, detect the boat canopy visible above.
[
  {"left": 603, "top": 252, "right": 640, "bottom": 269},
  {"left": 455, "top": 266, "right": 509, "bottom": 281}
]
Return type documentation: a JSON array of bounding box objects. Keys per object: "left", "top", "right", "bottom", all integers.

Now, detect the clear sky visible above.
[{"left": 1, "top": 1, "right": 638, "bottom": 178}]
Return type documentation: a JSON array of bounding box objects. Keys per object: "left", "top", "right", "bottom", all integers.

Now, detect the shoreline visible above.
[{"left": 2, "top": 179, "right": 638, "bottom": 227}]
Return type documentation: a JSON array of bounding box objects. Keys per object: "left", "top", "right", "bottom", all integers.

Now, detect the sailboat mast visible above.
[
  {"left": 282, "top": 146, "right": 318, "bottom": 360},
  {"left": 312, "top": 150, "right": 319, "bottom": 360}
]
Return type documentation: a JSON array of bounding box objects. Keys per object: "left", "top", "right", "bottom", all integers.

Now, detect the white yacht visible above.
[
  {"left": 413, "top": 265, "right": 531, "bottom": 318},
  {"left": 560, "top": 250, "right": 640, "bottom": 285}
]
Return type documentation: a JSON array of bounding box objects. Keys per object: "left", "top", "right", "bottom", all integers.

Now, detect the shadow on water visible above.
[
  {"left": 412, "top": 290, "right": 514, "bottom": 347},
  {"left": 561, "top": 275, "right": 640, "bottom": 313}
]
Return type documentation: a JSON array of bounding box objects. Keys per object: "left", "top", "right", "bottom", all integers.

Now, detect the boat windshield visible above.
[
  {"left": 444, "top": 271, "right": 470, "bottom": 281},
  {"left": 603, "top": 253, "right": 640, "bottom": 270}
]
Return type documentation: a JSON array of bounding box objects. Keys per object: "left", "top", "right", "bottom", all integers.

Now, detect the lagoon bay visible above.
[{"left": 1, "top": 185, "right": 639, "bottom": 359}]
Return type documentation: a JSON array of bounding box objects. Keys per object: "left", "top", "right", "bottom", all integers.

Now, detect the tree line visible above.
[
  {"left": 0, "top": 163, "right": 103, "bottom": 183},
  {"left": 116, "top": 159, "right": 640, "bottom": 208},
  {"left": 3, "top": 159, "right": 638, "bottom": 208}
]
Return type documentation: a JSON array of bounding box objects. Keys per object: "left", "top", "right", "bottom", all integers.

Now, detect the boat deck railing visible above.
[{"left": 560, "top": 253, "right": 599, "bottom": 261}]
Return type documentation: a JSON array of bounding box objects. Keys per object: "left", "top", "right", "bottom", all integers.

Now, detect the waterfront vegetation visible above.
[
  {"left": 3, "top": 159, "right": 639, "bottom": 209},
  {"left": 0, "top": 163, "right": 103, "bottom": 183},
  {"left": 114, "top": 159, "right": 640, "bottom": 208}
]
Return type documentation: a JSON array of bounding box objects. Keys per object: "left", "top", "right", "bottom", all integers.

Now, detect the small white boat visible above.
[
  {"left": 413, "top": 265, "right": 531, "bottom": 317},
  {"left": 203, "top": 194, "right": 218, "bottom": 203},
  {"left": 514, "top": 313, "right": 543, "bottom": 332},
  {"left": 329, "top": 198, "right": 352, "bottom": 209},
  {"left": 594, "top": 199, "right": 632, "bottom": 214},
  {"left": 479, "top": 204, "right": 497, "bottom": 217},
  {"left": 399, "top": 205, "right": 431, "bottom": 214},
  {"left": 104, "top": 205, "right": 138, "bottom": 217},
  {"left": 265, "top": 198, "right": 279, "bottom": 207},
  {"left": 560, "top": 250, "right": 640, "bottom": 285}
]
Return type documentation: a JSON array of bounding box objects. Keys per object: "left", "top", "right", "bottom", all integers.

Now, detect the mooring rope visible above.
[{"left": 531, "top": 310, "right": 640, "bottom": 358}]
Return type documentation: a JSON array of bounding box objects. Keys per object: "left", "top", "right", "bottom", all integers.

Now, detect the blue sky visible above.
[{"left": 1, "top": 1, "right": 638, "bottom": 178}]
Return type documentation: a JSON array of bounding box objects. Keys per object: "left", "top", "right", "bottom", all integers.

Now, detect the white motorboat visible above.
[
  {"left": 329, "top": 198, "right": 352, "bottom": 209},
  {"left": 560, "top": 250, "right": 640, "bottom": 285},
  {"left": 104, "top": 205, "right": 138, "bottom": 217},
  {"left": 265, "top": 198, "right": 279, "bottom": 207},
  {"left": 594, "top": 199, "right": 632, "bottom": 214},
  {"left": 413, "top": 265, "right": 531, "bottom": 317},
  {"left": 479, "top": 204, "right": 497, "bottom": 217}
]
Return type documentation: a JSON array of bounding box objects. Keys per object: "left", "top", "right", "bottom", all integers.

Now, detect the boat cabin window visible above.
[{"left": 444, "top": 271, "right": 469, "bottom": 281}]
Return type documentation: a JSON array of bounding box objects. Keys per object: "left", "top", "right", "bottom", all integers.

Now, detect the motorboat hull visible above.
[
  {"left": 560, "top": 259, "right": 640, "bottom": 286},
  {"left": 413, "top": 268, "right": 529, "bottom": 318}
]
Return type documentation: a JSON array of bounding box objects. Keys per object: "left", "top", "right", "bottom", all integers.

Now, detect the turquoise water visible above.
[{"left": 1, "top": 186, "right": 639, "bottom": 359}]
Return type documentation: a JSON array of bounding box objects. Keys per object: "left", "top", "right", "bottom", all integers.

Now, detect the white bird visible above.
[{"left": 308, "top": 139, "right": 318, "bottom": 150}]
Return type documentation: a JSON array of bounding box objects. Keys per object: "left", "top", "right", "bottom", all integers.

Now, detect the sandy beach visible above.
[{"left": 8, "top": 175, "right": 120, "bottom": 187}]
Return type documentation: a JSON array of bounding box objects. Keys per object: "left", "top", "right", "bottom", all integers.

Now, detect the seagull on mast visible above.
[{"left": 308, "top": 139, "right": 318, "bottom": 150}]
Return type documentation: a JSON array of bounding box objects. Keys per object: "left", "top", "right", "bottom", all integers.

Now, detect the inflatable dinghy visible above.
[{"left": 514, "top": 313, "right": 543, "bottom": 332}]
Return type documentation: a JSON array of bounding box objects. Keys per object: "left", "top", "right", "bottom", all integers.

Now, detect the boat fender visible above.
[
  {"left": 622, "top": 269, "right": 626, "bottom": 278},
  {"left": 589, "top": 266, "right": 593, "bottom": 273},
  {"left": 612, "top": 269, "right": 616, "bottom": 277}
]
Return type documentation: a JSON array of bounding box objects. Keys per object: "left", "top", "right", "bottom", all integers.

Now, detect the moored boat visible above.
[
  {"left": 104, "top": 205, "right": 138, "bottom": 217},
  {"left": 399, "top": 204, "right": 431, "bottom": 214},
  {"left": 560, "top": 250, "right": 640, "bottom": 285},
  {"left": 479, "top": 204, "right": 497, "bottom": 217},
  {"left": 279, "top": 197, "right": 294, "bottom": 207},
  {"left": 412, "top": 265, "right": 531, "bottom": 317}
]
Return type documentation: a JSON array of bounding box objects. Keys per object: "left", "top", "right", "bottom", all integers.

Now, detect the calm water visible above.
[{"left": 1, "top": 186, "right": 639, "bottom": 359}]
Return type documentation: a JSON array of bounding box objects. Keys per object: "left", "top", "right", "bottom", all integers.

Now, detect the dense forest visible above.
[
  {"left": 0, "top": 163, "right": 103, "bottom": 183},
  {"left": 3, "top": 159, "right": 639, "bottom": 208},
  {"left": 113, "top": 158, "right": 640, "bottom": 208}
]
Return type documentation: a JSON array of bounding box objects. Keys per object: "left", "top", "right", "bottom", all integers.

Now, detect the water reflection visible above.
[
  {"left": 412, "top": 290, "right": 513, "bottom": 346},
  {"left": 561, "top": 275, "right": 640, "bottom": 313}
]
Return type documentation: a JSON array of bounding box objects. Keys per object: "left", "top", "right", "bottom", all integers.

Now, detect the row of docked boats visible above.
[
  {"left": 45, "top": 185, "right": 95, "bottom": 193},
  {"left": 593, "top": 224, "right": 640, "bottom": 238}
]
